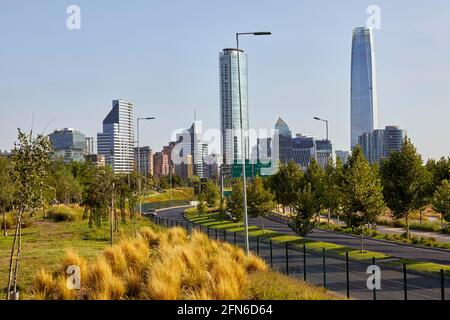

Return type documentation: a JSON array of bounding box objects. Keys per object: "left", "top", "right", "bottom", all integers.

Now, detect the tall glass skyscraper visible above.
[
  {"left": 351, "top": 27, "right": 379, "bottom": 149},
  {"left": 220, "top": 48, "right": 249, "bottom": 169},
  {"left": 97, "top": 100, "right": 134, "bottom": 173},
  {"left": 274, "top": 117, "right": 293, "bottom": 165}
]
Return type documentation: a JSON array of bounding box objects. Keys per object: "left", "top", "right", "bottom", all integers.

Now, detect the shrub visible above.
[
  {"left": 46, "top": 205, "right": 79, "bottom": 222},
  {"left": 31, "top": 225, "right": 330, "bottom": 301}
]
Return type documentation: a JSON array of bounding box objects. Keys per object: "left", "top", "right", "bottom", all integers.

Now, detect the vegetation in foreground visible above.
[
  {"left": 31, "top": 226, "right": 338, "bottom": 300},
  {"left": 0, "top": 207, "right": 150, "bottom": 298}
]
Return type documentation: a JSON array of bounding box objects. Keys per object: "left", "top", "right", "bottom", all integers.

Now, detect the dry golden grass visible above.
[{"left": 31, "top": 225, "right": 336, "bottom": 300}]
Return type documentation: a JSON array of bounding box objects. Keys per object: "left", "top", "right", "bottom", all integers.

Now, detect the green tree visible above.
[
  {"left": 304, "top": 159, "right": 325, "bottom": 220},
  {"left": 380, "top": 138, "right": 428, "bottom": 238},
  {"left": 247, "top": 176, "right": 275, "bottom": 232},
  {"left": 7, "top": 129, "right": 52, "bottom": 299},
  {"left": 432, "top": 180, "right": 450, "bottom": 230},
  {"left": 197, "top": 192, "right": 207, "bottom": 216},
  {"left": 227, "top": 179, "right": 244, "bottom": 222},
  {"left": 342, "top": 146, "right": 385, "bottom": 252},
  {"left": 426, "top": 157, "right": 450, "bottom": 191},
  {"left": 289, "top": 183, "right": 320, "bottom": 239},
  {"left": 81, "top": 167, "right": 115, "bottom": 229},
  {"left": 0, "top": 158, "right": 14, "bottom": 236},
  {"left": 202, "top": 180, "right": 220, "bottom": 208},
  {"left": 268, "top": 161, "right": 303, "bottom": 213},
  {"left": 322, "top": 159, "right": 344, "bottom": 225}
]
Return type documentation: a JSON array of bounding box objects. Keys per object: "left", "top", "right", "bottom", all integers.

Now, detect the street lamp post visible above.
[
  {"left": 313, "top": 117, "right": 329, "bottom": 141},
  {"left": 137, "top": 117, "right": 156, "bottom": 215},
  {"left": 236, "top": 31, "right": 271, "bottom": 255}
]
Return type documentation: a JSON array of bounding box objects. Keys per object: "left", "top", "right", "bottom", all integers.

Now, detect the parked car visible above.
[{"left": 147, "top": 209, "right": 157, "bottom": 217}]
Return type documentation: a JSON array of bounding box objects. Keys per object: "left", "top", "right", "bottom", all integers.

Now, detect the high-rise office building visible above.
[
  {"left": 358, "top": 126, "right": 406, "bottom": 164},
  {"left": 257, "top": 137, "right": 272, "bottom": 163},
  {"left": 315, "top": 139, "right": 333, "bottom": 168},
  {"left": 274, "top": 118, "right": 293, "bottom": 165},
  {"left": 49, "top": 128, "right": 86, "bottom": 163},
  {"left": 292, "top": 134, "right": 316, "bottom": 171},
  {"left": 97, "top": 100, "right": 134, "bottom": 174},
  {"left": 134, "top": 146, "right": 153, "bottom": 177},
  {"left": 153, "top": 152, "right": 169, "bottom": 178},
  {"left": 85, "top": 137, "right": 94, "bottom": 155},
  {"left": 351, "top": 27, "right": 379, "bottom": 149},
  {"left": 220, "top": 48, "right": 249, "bottom": 171}
]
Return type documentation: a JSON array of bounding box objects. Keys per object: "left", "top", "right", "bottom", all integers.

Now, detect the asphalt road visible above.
[{"left": 155, "top": 207, "right": 450, "bottom": 300}]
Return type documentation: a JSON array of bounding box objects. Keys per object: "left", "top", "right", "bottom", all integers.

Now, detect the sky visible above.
[{"left": 1, "top": 0, "right": 449, "bottom": 160}]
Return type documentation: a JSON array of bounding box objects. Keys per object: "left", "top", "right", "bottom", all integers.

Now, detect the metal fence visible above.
[{"left": 150, "top": 215, "right": 449, "bottom": 300}]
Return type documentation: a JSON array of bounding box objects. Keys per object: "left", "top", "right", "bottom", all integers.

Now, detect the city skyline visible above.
[{"left": 1, "top": 1, "right": 450, "bottom": 160}]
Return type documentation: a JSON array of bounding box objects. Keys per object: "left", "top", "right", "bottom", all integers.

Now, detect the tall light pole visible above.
[
  {"left": 236, "top": 31, "right": 272, "bottom": 255},
  {"left": 313, "top": 117, "right": 329, "bottom": 141},
  {"left": 137, "top": 117, "right": 155, "bottom": 215}
]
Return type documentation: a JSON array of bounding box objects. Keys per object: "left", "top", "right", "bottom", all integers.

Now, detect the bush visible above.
[
  {"left": 31, "top": 227, "right": 268, "bottom": 300},
  {"left": 46, "top": 205, "right": 79, "bottom": 222}
]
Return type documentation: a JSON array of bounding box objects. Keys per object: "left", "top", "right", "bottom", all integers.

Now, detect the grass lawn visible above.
[
  {"left": 143, "top": 188, "right": 194, "bottom": 203},
  {"left": 0, "top": 209, "right": 152, "bottom": 298},
  {"left": 185, "top": 210, "right": 450, "bottom": 275}
]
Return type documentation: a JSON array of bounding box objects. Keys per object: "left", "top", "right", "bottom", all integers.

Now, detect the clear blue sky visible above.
[{"left": 1, "top": 0, "right": 449, "bottom": 160}]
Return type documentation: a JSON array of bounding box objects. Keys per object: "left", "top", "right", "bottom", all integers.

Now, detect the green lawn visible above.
[
  {"left": 143, "top": 187, "right": 194, "bottom": 203},
  {"left": 185, "top": 210, "right": 450, "bottom": 276},
  {"left": 0, "top": 210, "right": 153, "bottom": 298}
]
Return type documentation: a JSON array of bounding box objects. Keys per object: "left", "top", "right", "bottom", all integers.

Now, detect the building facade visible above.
[
  {"left": 292, "top": 134, "right": 316, "bottom": 171},
  {"left": 153, "top": 152, "right": 169, "bottom": 178},
  {"left": 48, "top": 128, "right": 86, "bottom": 163},
  {"left": 97, "top": 100, "right": 134, "bottom": 174},
  {"left": 134, "top": 146, "right": 153, "bottom": 177},
  {"left": 351, "top": 27, "right": 379, "bottom": 149},
  {"left": 358, "top": 126, "right": 406, "bottom": 164},
  {"left": 85, "top": 154, "right": 106, "bottom": 167},
  {"left": 274, "top": 118, "right": 293, "bottom": 165},
  {"left": 220, "top": 48, "right": 249, "bottom": 171},
  {"left": 85, "top": 137, "right": 94, "bottom": 155},
  {"left": 315, "top": 139, "right": 333, "bottom": 168}
]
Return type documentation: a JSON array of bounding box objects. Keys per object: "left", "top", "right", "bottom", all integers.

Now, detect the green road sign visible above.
[{"left": 231, "top": 161, "right": 273, "bottom": 178}]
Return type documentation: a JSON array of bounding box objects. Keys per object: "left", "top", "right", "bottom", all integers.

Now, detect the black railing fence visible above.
[{"left": 150, "top": 215, "right": 449, "bottom": 301}]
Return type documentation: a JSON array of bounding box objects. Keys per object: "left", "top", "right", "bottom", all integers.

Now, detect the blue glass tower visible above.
[{"left": 351, "top": 27, "right": 379, "bottom": 149}]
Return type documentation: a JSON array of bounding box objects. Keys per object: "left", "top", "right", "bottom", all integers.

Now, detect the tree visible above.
[
  {"left": 432, "top": 180, "right": 450, "bottom": 230},
  {"left": 380, "top": 138, "right": 428, "bottom": 238},
  {"left": 247, "top": 176, "right": 275, "bottom": 232},
  {"left": 203, "top": 180, "right": 220, "bottom": 208},
  {"left": 268, "top": 161, "right": 303, "bottom": 213},
  {"left": 7, "top": 129, "right": 52, "bottom": 300},
  {"left": 197, "top": 192, "right": 207, "bottom": 216},
  {"left": 304, "top": 159, "right": 325, "bottom": 221},
  {"left": 342, "top": 146, "right": 385, "bottom": 252},
  {"left": 0, "top": 158, "right": 14, "bottom": 236},
  {"left": 322, "top": 159, "right": 344, "bottom": 225},
  {"left": 289, "top": 183, "right": 320, "bottom": 239},
  {"left": 81, "top": 167, "right": 115, "bottom": 229},
  {"left": 427, "top": 157, "right": 450, "bottom": 192},
  {"left": 227, "top": 179, "right": 244, "bottom": 222}
]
